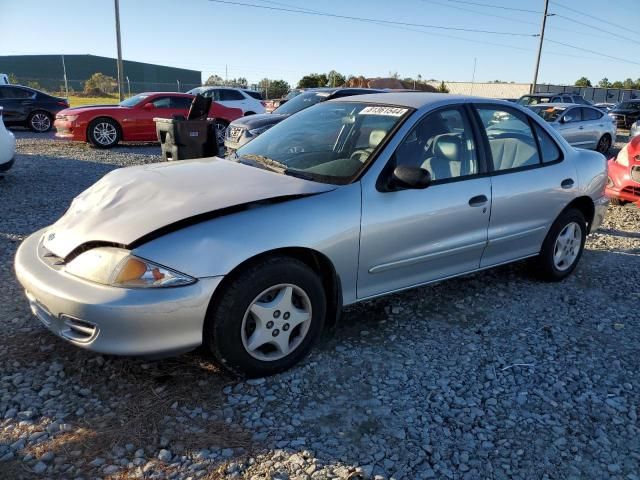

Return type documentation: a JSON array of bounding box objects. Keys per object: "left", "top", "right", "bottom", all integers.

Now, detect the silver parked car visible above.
[
  {"left": 15, "top": 93, "right": 608, "bottom": 377},
  {"left": 529, "top": 103, "right": 617, "bottom": 154}
]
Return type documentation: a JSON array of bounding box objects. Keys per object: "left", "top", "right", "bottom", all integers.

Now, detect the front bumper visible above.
[
  {"left": 15, "top": 230, "right": 223, "bottom": 357},
  {"left": 224, "top": 127, "right": 252, "bottom": 152},
  {"left": 591, "top": 195, "right": 608, "bottom": 232},
  {"left": 606, "top": 159, "right": 640, "bottom": 203},
  {"left": 54, "top": 119, "right": 86, "bottom": 141}
]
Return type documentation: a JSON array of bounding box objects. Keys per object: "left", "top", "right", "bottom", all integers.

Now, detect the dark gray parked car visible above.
[
  {"left": 224, "top": 88, "right": 384, "bottom": 152},
  {"left": 0, "top": 85, "right": 69, "bottom": 132}
]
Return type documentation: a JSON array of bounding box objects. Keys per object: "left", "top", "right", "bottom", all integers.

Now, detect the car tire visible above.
[
  {"left": 27, "top": 111, "right": 52, "bottom": 132},
  {"left": 596, "top": 134, "right": 612, "bottom": 155},
  {"left": 530, "top": 208, "right": 587, "bottom": 282},
  {"left": 87, "top": 118, "right": 121, "bottom": 149},
  {"left": 204, "top": 256, "right": 326, "bottom": 377}
]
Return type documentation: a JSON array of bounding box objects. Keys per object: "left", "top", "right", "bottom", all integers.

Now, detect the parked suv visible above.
[
  {"left": 0, "top": 85, "right": 69, "bottom": 132},
  {"left": 225, "top": 87, "right": 384, "bottom": 152},
  {"left": 608, "top": 100, "right": 640, "bottom": 129},
  {"left": 187, "top": 86, "right": 265, "bottom": 115},
  {"left": 517, "top": 93, "right": 592, "bottom": 106}
]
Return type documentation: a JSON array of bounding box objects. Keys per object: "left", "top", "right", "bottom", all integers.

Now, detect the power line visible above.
[
  {"left": 208, "top": 0, "right": 539, "bottom": 36},
  {"left": 545, "top": 38, "right": 640, "bottom": 67},
  {"left": 550, "top": 0, "right": 640, "bottom": 40},
  {"left": 421, "top": 0, "right": 539, "bottom": 26},
  {"left": 438, "top": 0, "right": 541, "bottom": 14},
  {"left": 551, "top": 13, "right": 639, "bottom": 44}
]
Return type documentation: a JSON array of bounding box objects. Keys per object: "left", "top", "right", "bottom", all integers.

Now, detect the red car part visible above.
[{"left": 606, "top": 135, "right": 640, "bottom": 204}]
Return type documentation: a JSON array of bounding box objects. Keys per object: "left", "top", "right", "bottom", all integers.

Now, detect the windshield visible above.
[
  {"left": 517, "top": 95, "right": 551, "bottom": 106},
  {"left": 120, "top": 94, "right": 149, "bottom": 107},
  {"left": 530, "top": 106, "right": 566, "bottom": 122},
  {"left": 235, "top": 102, "right": 411, "bottom": 184},
  {"left": 284, "top": 90, "right": 302, "bottom": 100},
  {"left": 273, "top": 91, "right": 332, "bottom": 115}
]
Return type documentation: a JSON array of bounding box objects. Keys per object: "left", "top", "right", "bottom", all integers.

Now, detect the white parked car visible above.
[
  {"left": 187, "top": 86, "right": 265, "bottom": 115},
  {"left": 0, "top": 107, "right": 16, "bottom": 173}
]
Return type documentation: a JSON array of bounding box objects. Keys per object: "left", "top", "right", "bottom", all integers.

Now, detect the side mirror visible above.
[
  {"left": 561, "top": 115, "right": 572, "bottom": 123},
  {"left": 390, "top": 165, "right": 431, "bottom": 190},
  {"left": 142, "top": 102, "right": 155, "bottom": 110}
]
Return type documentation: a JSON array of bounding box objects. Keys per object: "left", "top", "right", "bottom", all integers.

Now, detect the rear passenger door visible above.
[
  {"left": 581, "top": 107, "right": 605, "bottom": 149},
  {"left": 472, "top": 104, "right": 577, "bottom": 267},
  {"left": 555, "top": 107, "right": 588, "bottom": 146}
]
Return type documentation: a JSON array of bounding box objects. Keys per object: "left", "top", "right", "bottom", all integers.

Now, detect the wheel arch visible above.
[
  {"left": 563, "top": 196, "right": 595, "bottom": 232},
  {"left": 206, "top": 247, "right": 343, "bottom": 329}
]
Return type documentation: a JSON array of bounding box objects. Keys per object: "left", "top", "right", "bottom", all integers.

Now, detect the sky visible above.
[{"left": 1, "top": 0, "right": 639, "bottom": 88}]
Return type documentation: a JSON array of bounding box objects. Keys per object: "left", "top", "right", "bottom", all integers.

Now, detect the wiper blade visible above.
[{"left": 240, "top": 154, "right": 288, "bottom": 172}]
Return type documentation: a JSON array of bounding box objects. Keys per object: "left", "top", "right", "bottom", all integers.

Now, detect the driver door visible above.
[{"left": 357, "top": 106, "right": 491, "bottom": 299}]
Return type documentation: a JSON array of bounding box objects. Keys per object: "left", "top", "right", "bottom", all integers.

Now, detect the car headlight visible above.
[
  {"left": 248, "top": 125, "right": 271, "bottom": 136},
  {"left": 65, "top": 247, "right": 195, "bottom": 288}
]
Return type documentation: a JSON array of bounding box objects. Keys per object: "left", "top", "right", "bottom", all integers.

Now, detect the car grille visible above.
[
  {"left": 227, "top": 126, "right": 244, "bottom": 141},
  {"left": 632, "top": 166, "right": 640, "bottom": 183},
  {"left": 621, "top": 186, "right": 640, "bottom": 197}
]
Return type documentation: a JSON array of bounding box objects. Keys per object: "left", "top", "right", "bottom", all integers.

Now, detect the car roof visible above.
[
  {"left": 531, "top": 103, "right": 577, "bottom": 108},
  {"left": 522, "top": 93, "right": 552, "bottom": 97},
  {"left": 138, "top": 91, "right": 193, "bottom": 96},
  {"left": 328, "top": 92, "right": 473, "bottom": 108}
]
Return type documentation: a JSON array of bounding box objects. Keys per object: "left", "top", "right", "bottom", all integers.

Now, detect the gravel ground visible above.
[{"left": 0, "top": 131, "right": 638, "bottom": 480}]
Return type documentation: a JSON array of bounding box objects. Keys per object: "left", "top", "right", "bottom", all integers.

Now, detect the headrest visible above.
[
  {"left": 369, "top": 129, "right": 387, "bottom": 148},
  {"left": 433, "top": 134, "right": 463, "bottom": 163}
]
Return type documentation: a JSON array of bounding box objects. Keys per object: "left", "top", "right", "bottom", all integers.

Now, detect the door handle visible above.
[
  {"left": 561, "top": 178, "right": 575, "bottom": 189},
  {"left": 468, "top": 195, "right": 488, "bottom": 207},
  {"left": 578, "top": 126, "right": 584, "bottom": 130}
]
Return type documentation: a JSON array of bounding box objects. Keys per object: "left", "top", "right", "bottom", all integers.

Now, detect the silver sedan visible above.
[
  {"left": 15, "top": 93, "right": 608, "bottom": 377},
  {"left": 529, "top": 103, "right": 617, "bottom": 154}
]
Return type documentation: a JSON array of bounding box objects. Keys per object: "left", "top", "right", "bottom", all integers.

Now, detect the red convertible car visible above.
[
  {"left": 607, "top": 135, "right": 640, "bottom": 205},
  {"left": 54, "top": 92, "right": 243, "bottom": 148}
]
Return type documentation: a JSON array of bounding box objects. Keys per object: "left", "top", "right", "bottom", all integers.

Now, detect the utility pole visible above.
[
  {"left": 114, "top": 0, "right": 125, "bottom": 101},
  {"left": 531, "top": 0, "right": 551, "bottom": 94},
  {"left": 225, "top": 64, "right": 228, "bottom": 85},
  {"left": 61, "top": 55, "right": 69, "bottom": 99},
  {"left": 470, "top": 57, "right": 477, "bottom": 95}
]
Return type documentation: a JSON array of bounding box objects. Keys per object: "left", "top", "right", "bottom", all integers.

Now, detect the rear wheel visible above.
[
  {"left": 87, "top": 118, "right": 121, "bottom": 148},
  {"left": 596, "top": 134, "right": 611, "bottom": 154},
  {"left": 204, "top": 256, "right": 326, "bottom": 377},
  {"left": 530, "top": 209, "right": 586, "bottom": 281},
  {"left": 214, "top": 120, "right": 228, "bottom": 146},
  {"left": 28, "top": 111, "right": 52, "bottom": 132}
]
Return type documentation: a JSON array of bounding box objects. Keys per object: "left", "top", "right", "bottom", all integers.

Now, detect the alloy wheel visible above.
[
  {"left": 93, "top": 122, "right": 117, "bottom": 146},
  {"left": 30, "top": 113, "right": 50, "bottom": 132},
  {"left": 241, "top": 283, "right": 312, "bottom": 361},
  {"left": 597, "top": 135, "right": 611, "bottom": 154},
  {"left": 553, "top": 222, "right": 582, "bottom": 271},
  {"left": 214, "top": 122, "right": 227, "bottom": 145}
]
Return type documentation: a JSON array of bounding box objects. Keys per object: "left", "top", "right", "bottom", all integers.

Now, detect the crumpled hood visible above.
[{"left": 43, "top": 157, "right": 335, "bottom": 258}]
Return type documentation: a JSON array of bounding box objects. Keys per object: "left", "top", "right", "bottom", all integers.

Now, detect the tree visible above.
[
  {"left": 327, "top": 70, "right": 346, "bottom": 87},
  {"left": 611, "top": 81, "right": 624, "bottom": 89},
  {"left": 598, "top": 78, "right": 611, "bottom": 88},
  {"left": 228, "top": 77, "right": 248, "bottom": 87},
  {"left": 623, "top": 78, "right": 635, "bottom": 89},
  {"left": 437, "top": 81, "right": 449, "bottom": 93},
  {"left": 258, "top": 78, "right": 290, "bottom": 99},
  {"left": 574, "top": 77, "right": 592, "bottom": 87},
  {"left": 205, "top": 74, "right": 224, "bottom": 86},
  {"left": 84, "top": 72, "right": 117, "bottom": 95},
  {"left": 8, "top": 73, "right": 18, "bottom": 84},
  {"left": 297, "top": 73, "right": 328, "bottom": 88}
]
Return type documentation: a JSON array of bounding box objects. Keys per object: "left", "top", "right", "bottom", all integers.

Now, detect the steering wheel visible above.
[{"left": 349, "top": 149, "right": 371, "bottom": 162}]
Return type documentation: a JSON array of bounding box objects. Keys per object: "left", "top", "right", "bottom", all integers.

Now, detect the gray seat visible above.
[
  {"left": 421, "top": 133, "right": 465, "bottom": 180},
  {"left": 489, "top": 136, "right": 538, "bottom": 170}
]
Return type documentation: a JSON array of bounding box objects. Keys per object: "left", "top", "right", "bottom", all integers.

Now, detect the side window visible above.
[
  {"left": 3, "top": 87, "right": 33, "bottom": 99},
  {"left": 171, "top": 97, "right": 193, "bottom": 109},
  {"left": 151, "top": 97, "right": 171, "bottom": 108},
  {"left": 582, "top": 108, "right": 602, "bottom": 121},
  {"left": 476, "top": 106, "right": 541, "bottom": 171},
  {"left": 575, "top": 97, "right": 589, "bottom": 105},
  {"left": 532, "top": 123, "right": 562, "bottom": 163},
  {"left": 563, "top": 108, "right": 582, "bottom": 122},
  {"left": 220, "top": 89, "right": 245, "bottom": 101},
  {"left": 201, "top": 89, "right": 220, "bottom": 101},
  {"left": 394, "top": 107, "right": 479, "bottom": 181}
]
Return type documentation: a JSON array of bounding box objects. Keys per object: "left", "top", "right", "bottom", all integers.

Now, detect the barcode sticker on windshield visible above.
[{"left": 359, "top": 106, "right": 408, "bottom": 116}]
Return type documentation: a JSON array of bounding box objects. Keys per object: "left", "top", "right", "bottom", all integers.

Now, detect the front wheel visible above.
[
  {"left": 596, "top": 134, "right": 612, "bottom": 155},
  {"left": 530, "top": 208, "right": 586, "bottom": 281},
  {"left": 214, "top": 120, "right": 228, "bottom": 146},
  {"left": 204, "top": 256, "right": 326, "bottom": 377},
  {"left": 87, "top": 118, "right": 121, "bottom": 148}
]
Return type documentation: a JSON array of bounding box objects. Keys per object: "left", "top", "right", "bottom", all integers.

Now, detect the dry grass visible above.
[{"left": 67, "top": 95, "right": 120, "bottom": 107}]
